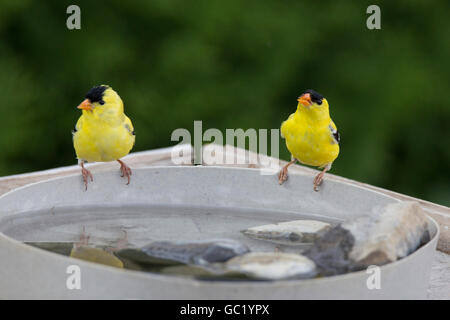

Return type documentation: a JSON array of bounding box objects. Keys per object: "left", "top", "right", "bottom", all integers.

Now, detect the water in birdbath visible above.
[{"left": 1, "top": 204, "right": 339, "bottom": 281}]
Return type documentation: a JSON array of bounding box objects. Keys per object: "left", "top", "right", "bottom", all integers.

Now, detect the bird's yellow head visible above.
[
  {"left": 297, "top": 89, "right": 330, "bottom": 121},
  {"left": 77, "top": 85, "right": 124, "bottom": 118}
]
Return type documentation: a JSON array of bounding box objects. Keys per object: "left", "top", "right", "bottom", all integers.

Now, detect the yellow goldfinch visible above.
[
  {"left": 73, "top": 85, "right": 135, "bottom": 190},
  {"left": 279, "top": 89, "right": 340, "bottom": 191}
]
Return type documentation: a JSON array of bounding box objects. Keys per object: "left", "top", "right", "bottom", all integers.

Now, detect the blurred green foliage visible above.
[{"left": 0, "top": 0, "right": 449, "bottom": 205}]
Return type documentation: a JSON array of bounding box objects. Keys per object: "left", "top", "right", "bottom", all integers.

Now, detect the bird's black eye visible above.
[{"left": 99, "top": 101, "right": 105, "bottom": 105}]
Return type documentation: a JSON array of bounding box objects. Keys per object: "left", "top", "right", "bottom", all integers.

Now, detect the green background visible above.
[{"left": 0, "top": 1, "right": 449, "bottom": 206}]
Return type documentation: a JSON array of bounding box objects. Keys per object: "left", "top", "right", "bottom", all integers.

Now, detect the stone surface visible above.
[
  {"left": 70, "top": 246, "right": 124, "bottom": 268},
  {"left": 115, "top": 248, "right": 181, "bottom": 268},
  {"left": 242, "top": 220, "right": 331, "bottom": 245},
  {"left": 304, "top": 225, "right": 355, "bottom": 276},
  {"left": 225, "top": 252, "right": 317, "bottom": 280},
  {"left": 26, "top": 242, "right": 73, "bottom": 256},
  {"left": 127, "top": 239, "right": 250, "bottom": 266},
  {"left": 306, "top": 201, "right": 432, "bottom": 276},
  {"left": 160, "top": 264, "right": 217, "bottom": 277},
  {"left": 345, "top": 201, "right": 431, "bottom": 268}
]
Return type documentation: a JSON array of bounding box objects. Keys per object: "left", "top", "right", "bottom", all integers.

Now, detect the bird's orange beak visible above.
[
  {"left": 77, "top": 99, "right": 93, "bottom": 111},
  {"left": 297, "top": 93, "right": 312, "bottom": 106}
]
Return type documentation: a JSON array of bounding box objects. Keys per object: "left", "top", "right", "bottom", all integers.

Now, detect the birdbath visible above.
[{"left": 0, "top": 166, "right": 439, "bottom": 299}]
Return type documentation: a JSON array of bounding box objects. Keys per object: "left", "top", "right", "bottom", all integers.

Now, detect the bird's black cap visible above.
[
  {"left": 303, "top": 89, "right": 324, "bottom": 105},
  {"left": 85, "top": 85, "right": 109, "bottom": 105}
]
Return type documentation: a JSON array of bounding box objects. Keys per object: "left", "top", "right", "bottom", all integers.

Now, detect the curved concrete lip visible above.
[{"left": 0, "top": 166, "right": 439, "bottom": 299}]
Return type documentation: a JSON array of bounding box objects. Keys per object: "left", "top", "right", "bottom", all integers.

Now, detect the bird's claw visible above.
[
  {"left": 278, "top": 159, "right": 296, "bottom": 186},
  {"left": 278, "top": 168, "right": 288, "bottom": 185},
  {"left": 313, "top": 172, "right": 324, "bottom": 192},
  {"left": 118, "top": 161, "right": 132, "bottom": 185},
  {"left": 81, "top": 166, "right": 93, "bottom": 191}
]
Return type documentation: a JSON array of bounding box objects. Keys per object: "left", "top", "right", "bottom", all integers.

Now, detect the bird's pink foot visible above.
[
  {"left": 278, "top": 166, "right": 289, "bottom": 185},
  {"left": 80, "top": 162, "right": 93, "bottom": 191},
  {"left": 117, "top": 159, "right": 132, "bottom": 185},
  {"left": 313, "top": 166, "right": 329, "bottom": 192},
  {"left": 278, "top": 158, "right": 297, "bottom": 185}
]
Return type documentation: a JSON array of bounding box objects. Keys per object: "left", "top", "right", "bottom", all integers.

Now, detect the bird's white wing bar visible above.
[{"left": 329, "top": 124, "right": 340, "bottom": 144}]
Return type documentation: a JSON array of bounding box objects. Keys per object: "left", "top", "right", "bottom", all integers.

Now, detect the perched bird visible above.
[
  {"left": 73, "top": 85, "right": 135, "bottom": 190},
  {"left": 279, "top": 89, "right": 340, "bottom": 191}
]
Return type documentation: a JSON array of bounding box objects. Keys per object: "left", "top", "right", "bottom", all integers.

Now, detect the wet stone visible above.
[
  {"left": 225, "top": 252, "right": 317, "bottom": 280},
  {"left": 70, "top": 246, "right": 124, "bottom": 269},
  {"left": 304, "top": 225, "right": 355, "bottom": 276},
  {"left": 242, "top": 220, "right": 331, "bottom": 245},
  {"left": 160, "top": 264, "right": 258, "bottom": 281},
  {"left": 119, "top": 239, "right": 250, "bottom": 266},
  {"left": 305, "top": 201, "right": 431, "bottom": 276},
  {"left": 344, "top": 201, "right": 431, "bottom": 269},
  {"left": 160, "top": 264, "right": 217, "bottom": 277},
  {"left": 115, "top": 248, "right": 181, "bottom": 269},
  {"left": 26, "top": 242, "right": 73, "bottom": 256}
]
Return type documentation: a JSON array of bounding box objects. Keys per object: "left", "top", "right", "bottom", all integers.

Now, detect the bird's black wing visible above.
[
  {"left": 124, "top": 123, "right": 135, "bottom": 136},
  {"left": 329, "top": 124, "right": 340, "bottom": 144}
]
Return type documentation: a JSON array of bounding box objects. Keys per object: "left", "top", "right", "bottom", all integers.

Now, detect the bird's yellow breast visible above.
[
  {"left": 73, "top": 114, "right": 135, "bottom": 163},
  {"left": 281, "top": 112, "right": 339, "bottom": 167}
]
